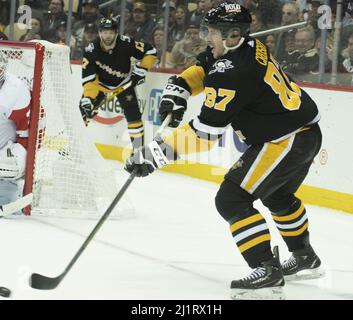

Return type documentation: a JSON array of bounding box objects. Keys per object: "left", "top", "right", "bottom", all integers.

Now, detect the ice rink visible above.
[{"left": 1, "top": 164, "right": 353, "bottom": 300}]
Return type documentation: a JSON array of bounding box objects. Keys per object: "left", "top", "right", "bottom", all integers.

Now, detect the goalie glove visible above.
[
  {"left": 124, "top": 139, "right": 173, "bottom": 177},
  {"left": 79, "top": 97, "right": 98, "bottom": 123},
  {"left": 159, "top": 75, "right": 191, "bottom": 128},
  {"left": 130, "top": 65, "right": 147, "bottom": 87}
]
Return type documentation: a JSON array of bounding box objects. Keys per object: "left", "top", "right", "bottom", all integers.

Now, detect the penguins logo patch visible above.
[{"left": 209, "top": 59, "right": 234, "bottom": 74}]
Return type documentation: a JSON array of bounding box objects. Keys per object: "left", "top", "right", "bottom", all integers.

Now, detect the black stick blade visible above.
[{"left": 30, "top": 273, "right": 62, "bottom": 290}]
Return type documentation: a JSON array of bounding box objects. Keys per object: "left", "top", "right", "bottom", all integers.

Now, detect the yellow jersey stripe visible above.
[
  {"left": 243, "top": 138, "right": 291, "bottom": 193},
  {"left": 180, "top": 66, "right": 205, "bottom": 96},
  {"left": 140, "top": 55, "right": 157, "bottom": 70},
  {"left": 230, "top": 213, "right": 264, "bottom": 233},
  {"left": 280, "top": 223, "right": 309, "bottom": 237},
  {"left": 163, "top": 123, "right": 216, "bottom": 155},
  {"left": 239, "top": 234, "right": 271, "bottom": 253},
  {"left": 128, "top": 122, "right": 144, "bottom": 128},
  {"left": 272, "top": 203, "right": 305, "bottom": 222}
]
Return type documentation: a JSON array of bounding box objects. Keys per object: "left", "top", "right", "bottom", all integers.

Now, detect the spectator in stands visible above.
[
  {"left": 74, "top": 22, "right": 98, "bottom": 60},
  {"left": 19, "top": 31, "right": 41, "bottom": 41},
  {"left": 166, "top": 24, "right": 206, "bottom": 70},
  {"left": 18, "top": 17, "right": 43, "bottom": 42},
  {"left": 55, "top": 20, "right": 78, "bottom": 59},
  {"left": 73, "top": 0, "right": 102, "bottom": 46},
  {"left": 343, "top": 0, "right": 353, "bottom": 27},
  {"left": 128, "top": 1, "right": 156, "bottom": 43},
  {"left": 256, "top": 0, "right": 282, "bottom": 27},
  {"left": 29, "top": 17, "right": 43, "bottom": 38},
  {"left": 0, "top": 0, "right": 12, "bottom": 27},
  {"left": 151, "top": 25, "right": 171, "bottom": 67},
  {"left": 275, "top": 2, "right": 301, "bottom": 61},
  {"left": 189, "top": 0, "right": 213, "bottom": 26},
  {"left": 277, "top": 29, "right": 297, "bottom": 64},
  {"left": 250, "top": 11, "right": 266, "bottom": 42},
  {"left": 174, "top": 5, "right": 190, "bottom": 42},
  {"left": 24, "top": 0, "right": 48, "bottom": 20},
  {"left": 99, "top": 0, "right": 135, "bottom": 18},
  {"left": 42, "top": 0, "right": 70, "bottom": 41},
  {"left": 281, "top": 2, "right": 300, "bottom": 26},
  {"left": 0, "top": 31, "right": 8, "bottom": 41},
  {"left": 283, "top": 27, "right": 319, "bottom": 81},
  {"left": 339, "top": 33, "right": 353, "bottom": 85},
  {"left": 242, "top": 0, "right": 258, "bottom": 12},
  {"left": 265, "top": 34, "right": 276, "bottom": 56},
  {"left": 159, "top": 1, "right": 180, "bottom": 50}
]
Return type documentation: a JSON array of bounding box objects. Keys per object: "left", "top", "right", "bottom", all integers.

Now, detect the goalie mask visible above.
[
  {"left": 201, "top": 2, "right": 252, "bottom": 40},
  {"left": 0, "top": 51, "right": 8, "bottom": 86}
]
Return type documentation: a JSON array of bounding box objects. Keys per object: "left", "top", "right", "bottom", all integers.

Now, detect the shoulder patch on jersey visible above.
[
  {"left": 85, "top": 43, "right": 95, "bottom": 53},
  {"left": 119, "top": 35, "right": 131, "bottom": 42},
  {"left": 209, "top": 59, "right": 234, "bottom": 74},
  {"left": 247, "top": 40, "right": 255, "bottom": 47}
]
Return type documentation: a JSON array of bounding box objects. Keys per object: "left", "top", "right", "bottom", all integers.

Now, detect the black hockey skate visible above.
[
  {"left": 230, "top": 246, "right": 285, "bottom": 300},
  {"left": 282, "top": 246, "right": 325, "bottom": 281}
]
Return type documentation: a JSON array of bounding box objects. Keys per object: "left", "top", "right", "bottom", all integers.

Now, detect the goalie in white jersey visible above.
[{"left": 0, "top": 51, "right": 31, "bottom": 213}]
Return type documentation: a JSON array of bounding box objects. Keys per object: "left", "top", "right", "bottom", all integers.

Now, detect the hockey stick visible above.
[
  {"left": 29, "top": 114, "right": 172, "bottom": 290},
  {"left": 84, "top": 80, "right": 132, "bottom": 126},
  {"left": 0, "top": 193, "right": 33, "bottom": 218}
]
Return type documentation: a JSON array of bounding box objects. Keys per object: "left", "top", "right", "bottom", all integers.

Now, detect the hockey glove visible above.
[
  {"left": 159, "top": 75, "right": 191, "bottom": 128},
  {"left": 125, "top": 140, "right": 170, "bottom": 177},
  {"left": 130, "top": 65, "right": 147, "bottom": 87},
  {"left": 79, "top": 97, "right": 98, "bottom": 123}
]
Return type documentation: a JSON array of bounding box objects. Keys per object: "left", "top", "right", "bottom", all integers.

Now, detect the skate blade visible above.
[
  {"left": 230, "top": 286, "right": 286, "bottom": 300},
  {"left": 284, "top": 267, "right": 325, "bottom": 282}
]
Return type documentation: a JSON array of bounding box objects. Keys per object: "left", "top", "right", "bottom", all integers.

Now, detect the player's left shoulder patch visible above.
[
  {"left": 120, "top": 35, "right": 131, "bottom": 42},
  {"left": 209, "top": 59, "right": 234, "bottom": 74},
  {"left": 85, "top": 43, "right": 95, "bottom": 53}
]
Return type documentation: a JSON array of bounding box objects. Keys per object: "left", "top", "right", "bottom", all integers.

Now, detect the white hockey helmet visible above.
[{"left": 0, "top": 51, "right": 8, "bottom": 84}]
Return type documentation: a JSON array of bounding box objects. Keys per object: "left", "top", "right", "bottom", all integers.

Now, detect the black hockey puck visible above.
[{"left": 0, "top": 287, "right": 11, "bottom": 298}]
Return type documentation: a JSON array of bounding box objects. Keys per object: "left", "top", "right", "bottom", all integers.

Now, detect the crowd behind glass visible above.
[{"left": 1, "top": 0, "right": 353, "bottom": 86}]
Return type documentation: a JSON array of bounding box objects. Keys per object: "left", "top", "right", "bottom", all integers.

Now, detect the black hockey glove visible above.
[
  {"left": 130, "top": 65, "right": 147, "bottom": 87},
  {"left": 79, "top": 97, "right": 98, "bottom": 123},
  {"left": 159, "top": 75, "right": 191, "bottom": 128},
  {"left": 125, "top": 140, "right": 171, "bottom": 177}
]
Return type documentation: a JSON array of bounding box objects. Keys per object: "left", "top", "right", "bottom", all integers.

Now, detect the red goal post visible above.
[{"left": 0, "top": 40, "right": 134, "bottom": 219}]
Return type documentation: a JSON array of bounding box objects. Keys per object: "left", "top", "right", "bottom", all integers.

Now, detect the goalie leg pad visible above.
[
  {"left": 0, "top": 180, "right": 19, "bottom": 205},
  {"left": 0, "top": 141, "right": 27, "bottom": 180}
]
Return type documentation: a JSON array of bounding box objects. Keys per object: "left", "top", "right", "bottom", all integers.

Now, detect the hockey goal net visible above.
[{"left": 0, "top": 40, "right": 134, "bottom": 219}]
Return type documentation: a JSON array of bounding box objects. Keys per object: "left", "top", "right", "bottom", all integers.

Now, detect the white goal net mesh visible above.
[{"left": 0, "top": 40, "right": 134, "bottom": 219}]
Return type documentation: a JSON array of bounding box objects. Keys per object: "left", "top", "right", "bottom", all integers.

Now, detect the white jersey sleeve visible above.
[{"left": 0, "top": 73, "right": 31, "bottom": 149}]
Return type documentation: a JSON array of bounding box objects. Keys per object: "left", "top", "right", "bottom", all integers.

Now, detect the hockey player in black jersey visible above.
[
  {"left": 80, "top": 17, "right": 157, "bottom": 150},
  {"left": 125, "top": 2, "right": 324, "bottom": 299}
]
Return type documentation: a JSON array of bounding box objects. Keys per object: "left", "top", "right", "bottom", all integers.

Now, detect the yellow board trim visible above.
[
  {"left": 280, "top": 223, "right": 309, "bottom": 237},
  {"left": 238, "top": 234, "right": 271, "bottom": 253},
  {"left": 230, "top": 214, "right": 264, "bottom": 233},
  {"left": 272, "top": 203, "right": 305, "bottom": 222},
  {"left": 95, "top": 144, "right": 353, "bottom": 214}
]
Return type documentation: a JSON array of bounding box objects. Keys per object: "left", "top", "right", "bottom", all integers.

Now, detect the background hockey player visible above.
[
  {"left": 80, "top": 17, "right": 157, "bottom": 151},
  {"left": 125, "top": 2, "right": 324, "bottom": 300},
  {"left": 0, "top": 52, "right": 30, "bottom": 213}
]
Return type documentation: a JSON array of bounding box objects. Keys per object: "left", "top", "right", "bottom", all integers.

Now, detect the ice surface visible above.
[{"left": 1, "top": 163, "right": 352, "bottom": 300}]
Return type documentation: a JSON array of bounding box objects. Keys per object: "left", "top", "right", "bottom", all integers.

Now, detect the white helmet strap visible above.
[{"left": 222, "top": 37, "right": 245, "bottom": 55}]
